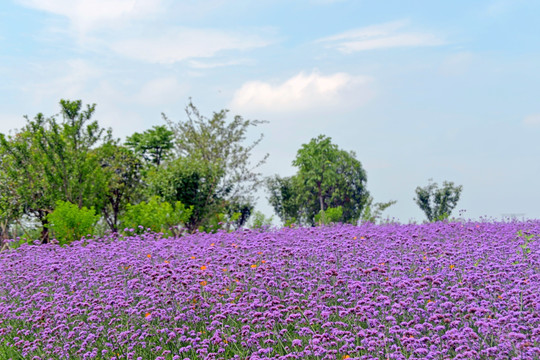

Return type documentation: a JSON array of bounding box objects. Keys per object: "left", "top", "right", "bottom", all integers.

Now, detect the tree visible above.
[
  {"left": 163, "top": 100, "right": 268, "bottom": 218},
  {"left": 144, "top": 156, "right": 224, "bottom": 232},
  {"left": 360, "top": 196, "right": 397, "bottom": 223},
  {"left": 268, "top": 135, "right": 370, "bottom": 226},
  {"left": 414, "top": 179, "right": 463, "bottom": 222},
  {"left": 125, "top": 125, "right": 174, "bottom": 167},
  {"left": 292, "top": 135, "right": 369, "bottom": 225},
  {"left": 266, "top": 175, "right": 302, "bottom": 225},
  {"left": 95, "top": 143, "right": 143, "bottom": 232},
  {"left": 0, "top": 100, "right": 112, "bottom": 242}
]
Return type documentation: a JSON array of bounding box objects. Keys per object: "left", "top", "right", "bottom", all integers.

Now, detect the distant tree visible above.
[
  {"left": 360, "top": 195, "right": 397, "bottom": 223},
  {"left": 266, "top": 175, "right": 302, "bottom": 225},
  {"left": 267, "top": 135, "right": 370, "bottom": 226},
  {"left": 125, "top": 125, "right": 174, "bottom": 167},
  {"left": 145, "top": 156, "right": 224, "bottom": 232},
  {"left": 292, "top": 135, "right": 370, "bottom": 225},
  {"left": 95, "top": 143, "right": 143, "bottom": 232},
  {"left": 163, "top": 100, "right": 268, "bottom": 223},
  {"left": 0, "top": 100, "right": 112, "bottom": 242},
  {"left": 248, "top": 211, "right": 274, "bottom": 229},
  {"left": 414, "top": 179, "right": 463, "bottom": 222}
]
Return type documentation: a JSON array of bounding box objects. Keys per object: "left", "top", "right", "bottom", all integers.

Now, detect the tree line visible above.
[{"left": 0, "top": 99, "right": 463, "bottom": 248}]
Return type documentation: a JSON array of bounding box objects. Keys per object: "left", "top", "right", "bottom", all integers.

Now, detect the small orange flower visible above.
[
  {"left": 498, "top": 295, "right": 503, "bottom": 299},
  {"left": 449, "top": 264, "right": 455, "bottom": 270},
  {"left": 164, "top": 260, "right": 169, "bottom": 264},
  {"left": 124, "top": 266, "right": 130, "bottom": 270},
  {"left": 222, "top": 268, "right": 227, "bottom": 272},
  {"left": 360, "top": 236, "right": 366, "bottom": 240},
  {"left": 343, "top": 356, "right": 350, "bottom": 360},
  {"left": 145, "top": 312, "right": 151, "bottom": 318},
  {"left": 257, "top": 252, "right": 262, "bottom": 255},
  {"left": 201, "top": 265, "right": 207, "bottom": 270},
  {"left": 211, "top": 243, "right": 215, "bottom": 246},
  {"left": 200, "top": 281, "right": 207, "bottom": 286},
  {"left": 251, "top": 264, "right": 257, "bottom": 268},
  {"left": 147, "top": 254, "right": 151, "bottom": 258},
  {"left": 353, "top": 236, "right": 357, "bottom": 240},
  {"left": 190, "top": 256, "right": 196, "bottom": 259},
  {"left": 261, "top": 260, "right": 266, "bottom": 263}
]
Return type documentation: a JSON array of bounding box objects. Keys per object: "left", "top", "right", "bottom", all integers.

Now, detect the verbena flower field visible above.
[{"left": 1, "top": 221, "right": 540, "bottom": 360}]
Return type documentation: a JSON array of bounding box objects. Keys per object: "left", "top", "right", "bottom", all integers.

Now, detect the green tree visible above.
[
  {"left": 360, "top": 196, "right": 397, "bottom": 223},
  {"left": 0, "top": 99, "right": 112, "bottom": 242},
  {"left": 414, "top": 179, "right": 463, "bottom": 222},
  {"left": 248, "top": 211, "right": 274, "bottom": 229},
  {"left": 145, "top": 156, "right": 224, "bottom": 232},
  {"left": 163, "top": 100, "right": 268, "bottom": 224},
  {"left": 125, "top": 125, "right": 174, "bottom": 167},
  {"left": 291, "top": 135, "right": 370, "bottom": 225},
  {"left": 95, "top": 143, "right": 143, "bottom": 232},
  {"left": 266, "top": 175, "right": 302, "bottom": 225}
]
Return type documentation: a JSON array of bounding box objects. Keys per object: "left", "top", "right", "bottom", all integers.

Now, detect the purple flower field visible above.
[{"left": 1, "top": 221, "right": 540, "bottom": 360}]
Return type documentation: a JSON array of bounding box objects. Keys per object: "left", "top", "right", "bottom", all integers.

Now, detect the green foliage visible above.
[
  {"left": 199, "top": 212, "right": 241, "bottom": 234},
  {"left": 145, "top": 157, "right": 223, "bottom": 232},
  {"left": 360, "top": 196, "right": 397, "bottom": 224},
  {"left": 125, "top": 125, "right": 174, "bottom": 167},
  {"left": 314, "top": 206, "right": 343, "bottom": 225},
  {"left": 0, "top": 99, "right": 112, "bottom": 242},
  {"left": 95, "top": 143, "right": 143, "bottom": 232},
  {"left": 266, "top": 175, "right": 302, "bottom": 225},
  {"left": 513, "top": 230, "right": 535, "bottom": 264},
  {"left": 163, "top": 100, "right": 268, "bottom": 222},
  {"left": 120, "top": 196, "right": 192, "bottom": 237},
  {"left": 248, "top": 211, "right": 274, "bottom": 229},
  {"left": 268, "top": 135, "right": 369, "bottom": 226},
  {"left": 46, "top": 201, "right": 100, "bottom": 245},
  {"left": 414, "top": 179, "right": 463, "bottom": 222}
]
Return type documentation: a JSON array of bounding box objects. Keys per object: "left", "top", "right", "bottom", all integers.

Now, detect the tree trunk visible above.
[{"left": 40, "top": 216, "right": 50, "bottom": 243}]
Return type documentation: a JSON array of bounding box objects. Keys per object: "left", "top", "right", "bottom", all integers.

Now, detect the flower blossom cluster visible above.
[{"left": 0, "top": 221, "right": 539, "bottom": 359}]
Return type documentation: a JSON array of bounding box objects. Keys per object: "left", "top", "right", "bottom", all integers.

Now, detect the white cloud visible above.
[
  {"left": 135, "top": 77, "right": 189, "bottom": 106},
  {"left": 523, "top": 114, "right": 540, "bottom": 127},
  {"left": 188, "top": 58, "right": 253, "bottom": 69},
  {"left": 111, "top": 28, "right": 271, "bottom": 64},
  {"left": 17, "top": 0, "right": 164, "bottom": 31},
  {"left": 317, "top": 20, "right": 444, "bottom": 53},
  {"left": 231, "top": 70, "right": 374, "bottom": 112}
]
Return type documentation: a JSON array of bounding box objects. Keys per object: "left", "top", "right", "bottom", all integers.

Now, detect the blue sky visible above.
[{"left": 1, "top": 0, "right": 540, "bottom": 223}]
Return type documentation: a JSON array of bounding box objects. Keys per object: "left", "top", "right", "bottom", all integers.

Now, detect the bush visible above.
[
  {"left": 314, "top": 206, "right": 343, "bottom": 225},
  {"left": 248, "top": 211, "right": 274, "bottom": 229},
  {"left": 46, "top": 201, "right": 100, "bottom": 245},
  {"left": 121, "top": 196, "right": 192, "bottom": 237}
]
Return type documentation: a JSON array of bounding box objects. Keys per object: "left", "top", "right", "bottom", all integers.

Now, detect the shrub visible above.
[
  {"left": 121, "top": 196, "right": 192, "bottom": 237},
  {"left": 46, "top": 201, "right": 100, "bottom": 245},
  {"left": 315, "top": 206, "right": 343, "bottom": 225}
]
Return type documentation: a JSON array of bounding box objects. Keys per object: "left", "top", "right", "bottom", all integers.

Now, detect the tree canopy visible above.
[
  {"left": 0, "top": 100, "right": 113, "bottom": 242},
  {"left": 268, "top": 135, "right": 371, "bottom": 226},
  {"left": 414, "top": 179, "right": 463, "bottom": 222}
]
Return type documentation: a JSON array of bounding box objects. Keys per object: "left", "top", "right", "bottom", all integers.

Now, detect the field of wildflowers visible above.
[{"left": 0, "top": 221, "right": 539, "bottom": 360}]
